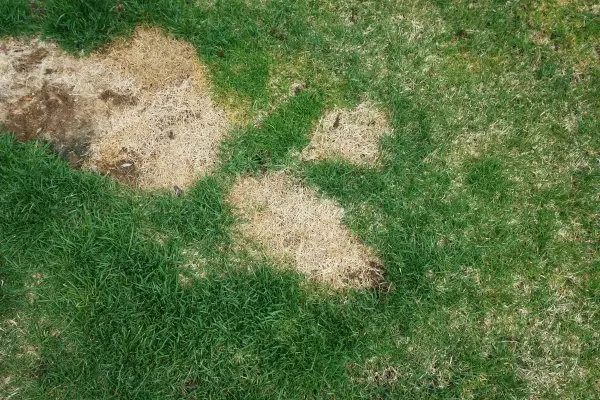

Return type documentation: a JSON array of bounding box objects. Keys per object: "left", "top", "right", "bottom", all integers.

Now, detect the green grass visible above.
[{"left": 1, "top": 0, "right": 599, "bottom": 398}]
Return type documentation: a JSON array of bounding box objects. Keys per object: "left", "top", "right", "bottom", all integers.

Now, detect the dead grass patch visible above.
[
  {"left": 0, "top": 315, "right": 38, "bottom": 398},
  {"left": 228, "top": 171, "right": 383, "bottom": 289},
  {"left": 353, "top": 357, "right": 400, "bottom": 387},
  {"left": 178, "top": 249, "right": 210, "bottom": 287},
  {"left": 89, "top": 75, "right": 229, "bottom": 189},
  {"left": 486, "top": 305, "right": 593, "bottom": 397},
  {"left": 301, "top": 102, "right": 391, "bottom": 166},
  {"left": 0, "top": 27, "right": 229, "bottom": 189}
]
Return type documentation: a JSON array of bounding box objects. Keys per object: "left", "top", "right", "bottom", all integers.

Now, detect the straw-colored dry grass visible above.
[
  {"left": 0, "top": 27, "right": 229, "bottom": 189},
  {"left": 101, "top": 27, "right": 207, "bottom": 90},
  {"left": 301, "top": 102, "right": 391, "bottom": 166},
  {"left": 228, "top": 171, "right": 382, "bottom": 289}
]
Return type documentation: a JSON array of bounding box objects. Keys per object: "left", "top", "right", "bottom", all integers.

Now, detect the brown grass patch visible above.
[
  {"left": 301, "top": 102, "right": 391, "bottom": 166},
  {"left": 0, "top": 27, "right": 229, "bottom": 189},
  {"left": 228, "top": 171, "right": 383, "bottom": 289}
]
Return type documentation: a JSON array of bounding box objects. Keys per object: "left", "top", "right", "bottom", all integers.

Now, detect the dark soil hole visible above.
[{"left": 99, "top": 89, "right": 137, "bottom": 106}]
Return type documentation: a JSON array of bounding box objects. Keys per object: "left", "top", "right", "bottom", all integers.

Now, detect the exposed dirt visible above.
[
  {"left": 15, "top": 47, "right": 49, "bottom": 72},
  {"left": 0, "top": 27, "right": 230, "bottom": 189},
  {"left": 228, "top": 171, "right": 383, "bottom": 289},
  {"left": 301, "top": 102, "right": 392, "bottom": 166},
  {"left": 4, "top": 82, "right": 78, "bottom": 141}
]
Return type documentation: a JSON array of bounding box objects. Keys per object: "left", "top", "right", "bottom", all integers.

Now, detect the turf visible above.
[{"left": 1, "top": 0, "right": 599, "bottom": 398}]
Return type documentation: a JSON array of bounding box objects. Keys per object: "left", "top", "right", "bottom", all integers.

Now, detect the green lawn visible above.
[{"left": 1, "top": 0, "right": 599, "bottom": 398}]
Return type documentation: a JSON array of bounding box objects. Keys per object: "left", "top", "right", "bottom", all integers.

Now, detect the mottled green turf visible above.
[{"left": 1, "top": 0, "right": 599, "bottom": 398}]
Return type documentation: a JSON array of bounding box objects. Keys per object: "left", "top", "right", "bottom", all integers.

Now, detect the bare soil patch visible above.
[
  {"left": 301, "top": 102, "right": 391, "bottom": 166},
  {"left": 0, "top": 27, "right": 229, "bottom": 189},
  {"left": 228, "top": 171, "right": 383, "bottom": 289},
  {"left": 15, "top": 47, "right": 49, "bottom": 72}
]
